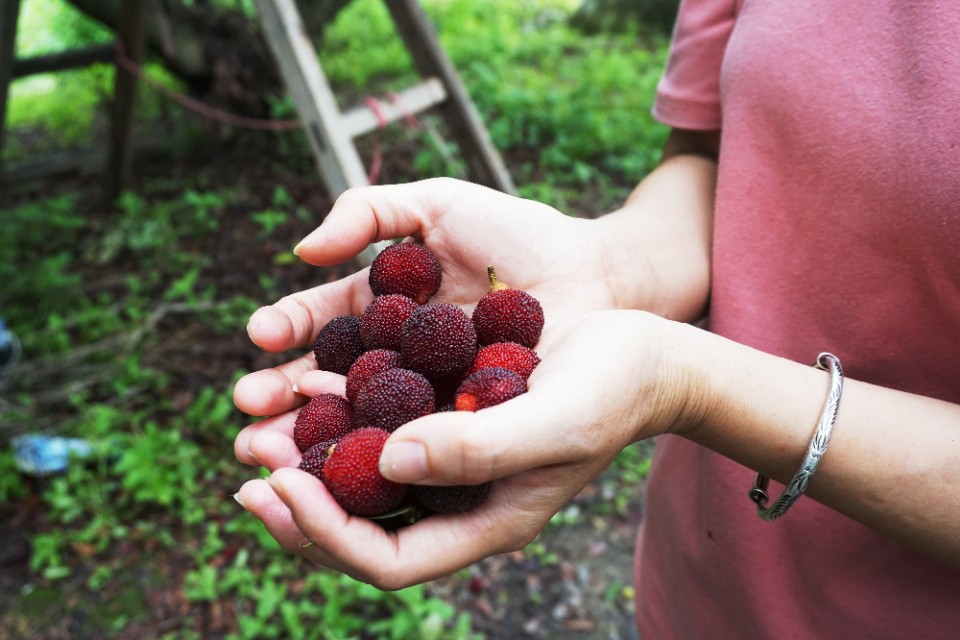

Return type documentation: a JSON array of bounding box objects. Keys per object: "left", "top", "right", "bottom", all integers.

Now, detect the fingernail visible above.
[
  {"left": 233, "top": 492, "right": 247, "bottom": 508},
  {"left": 380, "top": 441, "right": 428, "bottom": 482},
  {"left": 246, "top": 449, "right": 262, "bottom": 465},
  {"left": 294, "top": 227, "right": 324, "bottom": 256}
]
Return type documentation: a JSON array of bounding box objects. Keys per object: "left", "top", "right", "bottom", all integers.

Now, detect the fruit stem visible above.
[{"left": 487, "top": 266, "right": 510, "bottom": 291}]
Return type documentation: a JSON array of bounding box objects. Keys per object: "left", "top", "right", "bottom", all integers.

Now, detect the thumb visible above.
[{"left": 379, "top": 390, "right": 588, "bottom": 486}]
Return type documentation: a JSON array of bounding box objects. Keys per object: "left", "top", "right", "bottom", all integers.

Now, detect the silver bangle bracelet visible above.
[{"left": 748, "top": 352, "right": 844, "bottom": 521}]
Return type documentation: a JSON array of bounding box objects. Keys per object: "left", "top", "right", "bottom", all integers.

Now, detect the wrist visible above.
[
  {"left": 665, "top": 327, "right": 834, "bottom": 484},
  {"left": 651, "top": 319, "right": 716, "bottom": 439},
  {"left": 592, "top": 210, "right": 711, "bottom": 321}
]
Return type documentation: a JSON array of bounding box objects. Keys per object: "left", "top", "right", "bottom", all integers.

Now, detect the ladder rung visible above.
[{"left": 342, "top": 77, "right": 447, "bottom": 139}]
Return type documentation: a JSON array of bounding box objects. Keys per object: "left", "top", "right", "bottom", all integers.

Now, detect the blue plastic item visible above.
[{"left": 11, "top": 435, "right": 93, "bottom": 477}]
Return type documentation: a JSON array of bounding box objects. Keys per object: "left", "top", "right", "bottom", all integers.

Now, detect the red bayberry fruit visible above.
[
  {"left": 345, "top": 349, "right": 402, "bottom": 403},
  {"left": 400, "top": 303, "right": 477, "bottom": 379},
  {"left": 469, "top": 342, "right": 541, "bottom": 380},
  {"left": 412, "top": 483, "right": 492, "bottom": 514},
  {"left": 293, "top": 394, "right": 355, "bottom": 452},
  {"left": 454, "top": 366, "right": 527, "bottom": 412},
  {"left": 323, "top": 427, "right": 408, "bottom": 516},
  {"left": 298, "top": 438, "right": 338, "bottom": 481},
  {"left": 472, "top": 267, "right": 544, "bottom": 348},
  {"left": 313, "top": 315, "right": 364, "bottom": 375},
  {"left": 360, "top": 294, "right": 419, "bottom": 351},
  {"left": 353, "top": 368, "right": 436, "bottom": 432},
  {"left": 369, "top": 242, "right": 442, "bottom": 304}
]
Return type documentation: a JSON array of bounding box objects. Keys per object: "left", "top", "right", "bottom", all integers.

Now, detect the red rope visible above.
[
  {"left": 113, "top": 43, "right": 423, "bottom": 184},
  {"left": 363, "top": 97, "right": 391, "bottom": 185},
  {"left": 114, "top": 42, "right": 302, "bottom": 131},
  {"left": 386, "top": 91, "right": 422, "bottom": 130}
]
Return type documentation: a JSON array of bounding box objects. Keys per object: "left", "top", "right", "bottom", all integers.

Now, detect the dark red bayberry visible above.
[
  {"left": 472, "top": 267, "right": 543, "bottom": 348},
  {"left": 313, "top": 315, "right": 364, "bottom": 375},
  {"left": 400, "top": 303, "right": 477, "bottom": 379},
  {"left": 360, "top": 294, "right": 419, "bottom": 351},
  {"left": 455, "top": 366, "right": 527, "bottom": 412},
  {"left": 353, "top": 368, "right": 436, "bottom": 432},
  {"left": 293, "top": 394, "right": 355, "bottom": 452},
  {"left": 369, "top": 242, "right": 442, "bottom": 304},
  {"left": 412, "top": 483, "right": 492, "bottom": 514},
  {"left": 298, "top": 438, "right": 338, "bottom": 481},
  {"left": 345, "top": 349, "right": 402, "bottom": 403}
]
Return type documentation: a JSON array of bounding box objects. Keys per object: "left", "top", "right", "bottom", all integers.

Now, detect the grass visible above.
[{"left": 2, "top": 1, "right": 668, "bottom": 637}]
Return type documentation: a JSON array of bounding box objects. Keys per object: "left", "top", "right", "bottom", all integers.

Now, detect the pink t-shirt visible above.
[{"left": 635, "top": 1, "right": 960, "bottom": 638}]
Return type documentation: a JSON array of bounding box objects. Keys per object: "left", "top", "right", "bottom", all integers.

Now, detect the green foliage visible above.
[
  {"left": 15, "top": 0, "right": 112, "bottom": 55},
  {"left": 319, "top": 0, "right": 669, "bottom": 212},
  {"left": 183, "top": 554, "right": 478, "bottom": 640},
  {"left": 9, "top": 0, "right": 113, "bottom": 146},
  {"left": 0, "top": 195, "right": 85, "bottom": 329},
  {"left": 603, "top": 442, "right": 654, "bottom": 516},
  {"left": 0, "top": 450, "right": 27, "bottom": 503}
]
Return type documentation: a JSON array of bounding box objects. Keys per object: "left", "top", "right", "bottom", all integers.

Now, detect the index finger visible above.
[
  {"left": 248, "top": 269, "right": 372, "bottom": 354},
  {"left": 293, "top": 178, "right": 504, "bottom": 266}
]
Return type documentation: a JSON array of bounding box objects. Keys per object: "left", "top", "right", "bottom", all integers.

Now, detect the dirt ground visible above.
[{"left": 0, "top": 127, "right": 649, "bottom": 639}]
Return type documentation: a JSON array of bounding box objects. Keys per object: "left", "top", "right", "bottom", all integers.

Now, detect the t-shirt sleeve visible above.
[{"left": 653, "top": 0, "right": 740, "bottom": 130}]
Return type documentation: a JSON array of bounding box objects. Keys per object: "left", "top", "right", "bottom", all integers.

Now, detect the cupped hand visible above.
[
  {"left": 235, "top": 310, "right": 696, "bottom": 590},
  {"left": 233, "top": 177, "right": 620, "bottom": 426}
]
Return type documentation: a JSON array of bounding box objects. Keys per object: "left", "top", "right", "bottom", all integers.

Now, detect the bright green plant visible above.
[{"left": 0, "top": 450, "right": 27, "bottom": 503}]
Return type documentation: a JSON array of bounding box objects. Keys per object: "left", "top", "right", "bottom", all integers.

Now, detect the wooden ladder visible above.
[{"left": 254, "top": 0, "right": 516, "bottom": 229}]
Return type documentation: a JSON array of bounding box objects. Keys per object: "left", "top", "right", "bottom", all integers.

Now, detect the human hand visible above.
[
  {"left": 233, "top": 177, "right": 619, "bottom": 421},
  {"left": 234, "top": 310, "right": 695, "bottom": 589}
]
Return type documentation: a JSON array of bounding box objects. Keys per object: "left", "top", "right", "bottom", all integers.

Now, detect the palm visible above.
[{"left": 398, "top": 201, "right": 615, "bottom": 321}]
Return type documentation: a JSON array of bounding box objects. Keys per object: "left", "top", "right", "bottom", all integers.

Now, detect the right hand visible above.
[{"left": 235, "top": 308, "right": 698, "bottom": 590}]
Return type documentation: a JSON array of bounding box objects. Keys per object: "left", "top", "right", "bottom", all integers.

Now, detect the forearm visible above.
[
  {"left": 593, "top": 140, "right": 718, "bottom": 322},
  {"left": 672, "top": 322, "right": 960, "bottom": 567}
]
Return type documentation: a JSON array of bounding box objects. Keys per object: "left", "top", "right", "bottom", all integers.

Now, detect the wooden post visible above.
[
  {"left": 0, "top": 0, "right": 22, "bottom": 170},
  {"left": 383, "top": 0, "right": 516, "bottom": 195},
  {"left": 105, "top": 0, "right": 148, "bottom": 202}
]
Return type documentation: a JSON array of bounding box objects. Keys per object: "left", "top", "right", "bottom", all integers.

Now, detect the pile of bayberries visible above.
[{"left": 293, "top": 242, "right": 543, "bottom": 522}]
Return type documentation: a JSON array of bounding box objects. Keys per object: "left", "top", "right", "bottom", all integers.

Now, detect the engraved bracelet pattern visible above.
[{"left": 748, "top": 352, "right": 844, "bottom": 521}]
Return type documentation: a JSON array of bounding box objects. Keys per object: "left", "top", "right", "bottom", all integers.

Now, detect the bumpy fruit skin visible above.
[
  {"left": 313, "top": 315, "right": 364, "bottom": 375},
  {"left": 345, "top": 349, "right": 402, "bottom": 403},
  {"left": 293, "top": 394, "right": 355, "bottom": 452},
  {"left": 469, "top": 342, "right": 541, "bottom": 380},
  {"left": 413, "top": 483, "right": 492, "bottom": 514},
  {"left": 472, "top": 289, "right": 544, "bottom": 348},
  {"left": 323, "top": 427, "right": 408, "bottom": 517},
  {"left": 455, "top": 366, "right": 527, "bottom": 412},
  {"left": 353, "top": 368, "right": 436, "bottom": 432},
  {"left": 360, "top": 294, "right": 419, "bottom": 351},
  {"left": 369, "top": 242, "right": 442, "bottom": 304},
  {"left": 400, "top": 303, "right": 477, "bottom": 379},
  {"left": 298, "top": 438, "right": 338, "bottom": 481}
]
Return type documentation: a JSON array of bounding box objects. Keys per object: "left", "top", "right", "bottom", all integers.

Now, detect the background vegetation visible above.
[{"left": 1, "top": 0, "right": 670, "bottom": 637}]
